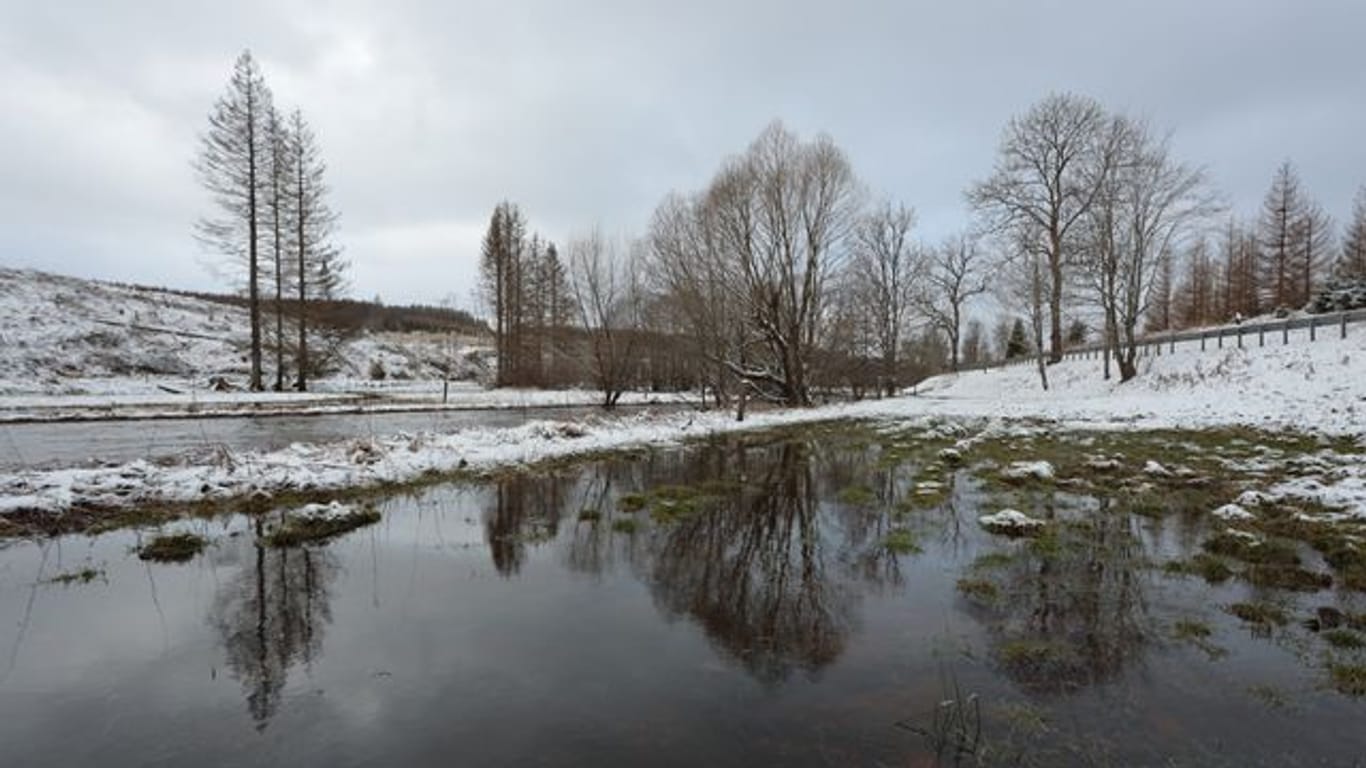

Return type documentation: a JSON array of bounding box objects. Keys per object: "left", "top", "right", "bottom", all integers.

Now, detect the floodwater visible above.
[
  {"left": 0, "top": 427, "right": 1363, "bottom": 767},
  {"left": 0, "top": 404, "right": 680, "bottom": 471}
]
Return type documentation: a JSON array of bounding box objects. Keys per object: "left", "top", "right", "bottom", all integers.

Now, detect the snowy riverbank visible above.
[{"left": 1, "top": 329, "right": 1364, "bottom": 523}]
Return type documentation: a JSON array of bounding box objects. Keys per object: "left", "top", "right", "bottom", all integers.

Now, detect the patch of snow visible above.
[
  {"left": 979, "top": 509, "right": 1046, "bottom": 532},
  {"left": 1143, "top": 460, "right": 1173, "bottom": 477},
  {"left": 1211, "top": 503, "right": 1255, "bottom": 521},
  {"left": 1001, "top": 461, "right": 1055, "bottom": 481}
]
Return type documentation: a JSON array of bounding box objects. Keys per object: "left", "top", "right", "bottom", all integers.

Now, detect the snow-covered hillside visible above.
[
  {"left": 914, "top": 328, "right": 1366, "bottom": 434},
  {"left": 0, "top": 267, "right": 489, "bottom": 395}
]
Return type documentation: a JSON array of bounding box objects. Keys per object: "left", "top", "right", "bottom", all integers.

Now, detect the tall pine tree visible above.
[{"left": 196, "top": 50, "right": 273, "bottom": 390}]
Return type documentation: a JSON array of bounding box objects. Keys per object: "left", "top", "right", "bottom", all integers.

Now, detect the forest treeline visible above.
[{"left": 481, "top": 94, "right": 1366, "bottom": 404}]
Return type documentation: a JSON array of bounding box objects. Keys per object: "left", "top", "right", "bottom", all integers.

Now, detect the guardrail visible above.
[{"left": 962, "top": 307, "right": 1366, "bottom": 371}]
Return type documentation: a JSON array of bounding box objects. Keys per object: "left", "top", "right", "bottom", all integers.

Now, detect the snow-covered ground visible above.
[{"left": 913, "top": 327, "right": 1366, "bottom": 434}]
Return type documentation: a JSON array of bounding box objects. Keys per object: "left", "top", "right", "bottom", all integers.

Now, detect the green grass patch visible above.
[
  {"left": 883, "top": 527, "right": 922, "bottom": 554},
  {"left": 1322, "top": 629, "right": 1366, "bottom": 650},
  {"left": 970, "top": 551, "right": 1015, "bottom": 571},
  {"left": 617, "top": 493, "right": 648, "bottom": 512},
  {"left": 1227, "top": 601, "right": 1289, "bottom": 627},
  {"left": 837, "top": 484, "right": 877, "bottom": 506},
  {"left": 1163, "top": 553, "right": 1236, "bottom": 583},
  {"left": 45, "top": 566, "right": 104, "bottom": 585},
  {"left": 1203, "top": 532, "right": 1300, "bottom": 566},
  {"left": 956, "top": 577, "right": 999, "bottom": 602},
  {"left": 611, "top": 518, "right": 639, "bottom": 534},
  {"left": 1172, "top": 619, "right": 1214, "bottom": 640},
  {"left": 138, "top": 533, "right": 207, "bottom": 563},
  {"left": 1245, "top": 564, "right": 1333, "bottom": 592},
  {"left": 1329, "top": 663, "right": 1366, "bottom": 696},
  {"left": 577, "top": 508, "right": 601, "bottom": 523},
  {"left": 265, "top": 508, "right": 381, "bottom": 547}
]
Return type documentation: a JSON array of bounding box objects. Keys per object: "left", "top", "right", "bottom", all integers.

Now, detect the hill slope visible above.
[{"left": 0, "top": 267, "right": 489, "bottom": 395}]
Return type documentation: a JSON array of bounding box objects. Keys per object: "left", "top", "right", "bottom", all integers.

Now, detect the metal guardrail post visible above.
[
  {"left": 1217, "top": 330, "right": 1223, "bottom": 349},
  {"left": 1343, "top": 311, "right": 1349, "bottom": 339},
  {"left": 1201, "top": 333, "right": 1206, "bottom": 351},
  {"left": 1258, "top": 326, "right": 1264, "bottom": 347},
  {"left": 1170, "top": 333, "right": 1175, "bottom": 354},
  {"left": 1310, "top": 316, "right": 1316, "bottom": 342},
  {"left": 1283, "top": 320, "right": 1289, "bottom": 344},
  {"left": 1237, "top": 327, "right": 1243, "bottom": 348}
]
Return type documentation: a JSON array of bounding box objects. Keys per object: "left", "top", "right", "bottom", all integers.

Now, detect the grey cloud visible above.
[{"left": 2, "top": 0, "right": 1363, "bottom": 304}]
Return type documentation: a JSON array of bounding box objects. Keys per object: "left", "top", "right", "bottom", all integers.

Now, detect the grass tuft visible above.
[{"left": 138, "top": 533, "right": 207, "bottom": 563}]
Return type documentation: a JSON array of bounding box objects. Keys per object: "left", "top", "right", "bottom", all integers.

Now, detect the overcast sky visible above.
[{"left": 3, "top": 0, "right": 1363, "bottom": 309}]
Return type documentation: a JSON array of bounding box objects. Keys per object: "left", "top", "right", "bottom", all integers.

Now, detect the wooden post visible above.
[
  {"left": 1201, "top": 332, "right": 1206, "bottom": 351},
  {"left": 1342, "top": 311, "right": 1349, "bottom": 339},
  {"left": 1237, "top": 327, "right": 1243, "bottom": 348},
  {"left": 1217, "top": 330, "right": 1223, "bottom": 349},
  {"left": 1282, "top": 320, "right": 1289, "bottom": 344},
  {"left": 1258, "top": 326, "right": 1264, "bottom": 347},
  {"left": 1170, "top": 333, "right": 1175, "bottom": 354},
  {"left": 1310, "top": 316, "right": 1316, "bottom": 342}
]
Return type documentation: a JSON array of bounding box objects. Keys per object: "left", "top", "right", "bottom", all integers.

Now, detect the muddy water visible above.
[{"left": 0, "top": 429, "right": 1363, "bottom": 766}]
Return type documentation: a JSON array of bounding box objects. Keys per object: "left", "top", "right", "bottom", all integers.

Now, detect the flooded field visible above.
[{"left": 1, "top": 422, "right": 1364, "bottom": 766}]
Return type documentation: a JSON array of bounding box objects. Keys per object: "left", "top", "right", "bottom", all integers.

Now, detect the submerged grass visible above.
[
  {"left": 138, "top": 532, "right": 206, "bottom": 563},
  {"left": 264, "top": 508, "right": 382, "bottom": 547},
  {"left": 45, "top": 566, "right": 104, "bottom": 585},
  {"left": 1227, "top": 601, "right": 1290, "bottom": 627},
  {"left": 1328, "top": 663, "right": 1366, "bottom": 696},
  {"left": 883, "top": 527, "right": 922, "bottom": 555}
]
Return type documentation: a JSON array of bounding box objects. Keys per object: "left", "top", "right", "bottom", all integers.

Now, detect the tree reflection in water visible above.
[
  {"left": 210, "top": 520, "right": 338, "bottom": 729},
  {"left": 484, "top": 474, "right": 570, "bottom": 576},
  {"left": 480, "top": 437, "right": 903, "bottom": 684},
  {"left": 642, "top": 443, "right": 866, "bottom": 684},
  {"left": 973, "top": 497, "right": 1150, "bottom": 693}
]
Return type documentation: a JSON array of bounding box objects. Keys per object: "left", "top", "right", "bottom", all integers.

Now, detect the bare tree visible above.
[
  {"left": 1083, "top": 118, "right": 1217, "bottom": 382},
  {"left": 1341, "top": 187, "right": 1366, "bottom": 281},
  {"left": 286, "top": 109, "right": 344, "bottom": 391},
  {"left": 648, "top": 192, "right": 745, "bottom": 407},
  {"left": 970, "top": 93, "right": 1109, "bottom": 365},
  {"left": 196, "top": 51, "right": 273, "bottom": 391},
  {"left": 998, "top": 239, "right": 1051, "bottom": 390},
  {"left": 918, "top": 233, "right": 988, "bottom": 372},
  {"left": 265, "top": 108, "right": 289, "bottom": 391},
  {"left": 699, "top": 122, "right": 862, "bottom": 406},
  {"left": 850, "top": 200, "right": 920, "bottom": 392},
  {"left": 568, "top": 229, "right": 643, "bottom": 408},
  {"left": 1296, "top": 201, "right": 1333, "bottom": 303}
]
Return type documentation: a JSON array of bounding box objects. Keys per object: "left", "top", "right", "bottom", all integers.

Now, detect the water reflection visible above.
[
  {"left": 643, "top": 443, "right": 862, "bottom": 683},
  {"left": 974, "top": 498, "right": 1150, "bottom": 692},
  {"left": 210, "top": 523, "right": 338, "bottom": 729},
  {"left": 481, "top": 439, "right": 891, "bottom": 685}
]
